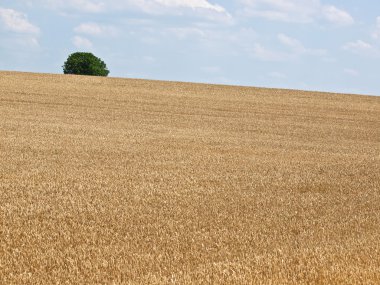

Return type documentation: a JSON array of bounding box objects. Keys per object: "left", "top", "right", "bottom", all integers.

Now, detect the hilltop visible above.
[{"left": 1, "top": 71, "right": 379, "bottom": 284}]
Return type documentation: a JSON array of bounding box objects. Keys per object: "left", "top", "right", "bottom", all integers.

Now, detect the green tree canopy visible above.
[{"left": 63, "top": 52, "right": 109, "bottom": 76}]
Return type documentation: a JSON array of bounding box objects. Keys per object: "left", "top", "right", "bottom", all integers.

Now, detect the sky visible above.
[{"left": 0, "top": 0, "right": 379, "bottom": 95}]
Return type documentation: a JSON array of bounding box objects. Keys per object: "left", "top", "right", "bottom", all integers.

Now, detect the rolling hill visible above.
[{"left": 1, "top": 71, "right": 379, "bottom": 284}]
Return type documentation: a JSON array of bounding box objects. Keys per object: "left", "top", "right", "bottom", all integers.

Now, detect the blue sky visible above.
[{"left": 0, "top": 0, "right": 379, "bottom": 95}]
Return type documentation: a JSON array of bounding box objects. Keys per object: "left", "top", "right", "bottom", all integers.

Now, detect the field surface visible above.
[{"left": 1, "top": 71, "right": 380, "bottom": 284}]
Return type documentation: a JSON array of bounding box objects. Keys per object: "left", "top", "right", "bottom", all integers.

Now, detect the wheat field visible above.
[{"left": 0, "top": 71, "right": 380, "bottom": 284}]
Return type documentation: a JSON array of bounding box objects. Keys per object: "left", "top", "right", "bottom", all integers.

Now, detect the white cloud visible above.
[
  {"left": 74, "top": 22, "right": 118, "bottom": 36},
  {"left": 372, "top": 16, "right": 380, "bottom": 39},
  {"left": 251, "top": 43, "right": 290, "bottom": 61},
  {"left": 238, "top": 33, "right": 328, "bottom": 64},
  {"left": 322, "top": 5, "right": 354, "bottom": 26},
  {"left": 166, "top": 27, "right": 206, "bottom": 40},
  {"left": 160, "top": 25, "right": 256, "bottom": 57},
  {"left": 0, "top": 7, "right": 40, "bottom": 34},
  {"left": 343, "top": 40, "right": 380, "bottom": 57},
  {"left": 128, "top": 0, "right": 227, "bottom": 14},
  {"left": 129, "top": 0, "right": 232, "bottom": 23},
  {"left": 240, "top": 0, "right": 320, "bottom": 23},
  {"left": 278, "top": 33, "right": 305, "bottom": 52},
  {"left": 240, "top": 0, "right": 353, "bottom": 25},
  {"left": 0, "top": 34, "right": 40, "bottom": 48},
  {"left": 344, "top": 40, "right": 372, "bottom": 52},
  {"left": 42, "top": 0, "right": 105, "bottom": 13},
  {"left": 72, "top": 35, "right": 93, "bottom": 48},
  {"left": 278, "top": 33, "right": 326, "bottom": 56},
  {"left": 71, "top": 0, "right": 105, "bottom": 12},
  {"left": 34, "top": 0, "right": 230, "bottom": 20},
  {"left": 154, "top": 0, "right": 226, "bottom": 13}
]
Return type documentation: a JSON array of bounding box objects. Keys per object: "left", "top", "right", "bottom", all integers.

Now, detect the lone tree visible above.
[{"left": 63, "top": 52, "right": 109, "bottom": 76}]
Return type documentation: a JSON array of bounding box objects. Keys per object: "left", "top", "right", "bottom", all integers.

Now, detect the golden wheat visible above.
[{"left": 0, "top": 71, "right": 379, "bottom": 284}]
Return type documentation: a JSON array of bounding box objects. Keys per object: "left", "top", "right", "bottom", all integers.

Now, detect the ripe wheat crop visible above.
[{"left": 1, "top": 71, "right": 380, "bottom": 284}]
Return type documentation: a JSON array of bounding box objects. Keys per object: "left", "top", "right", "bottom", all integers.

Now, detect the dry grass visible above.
[{"left": 0, "top": 71, "right": 379, "bottom": 284}]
